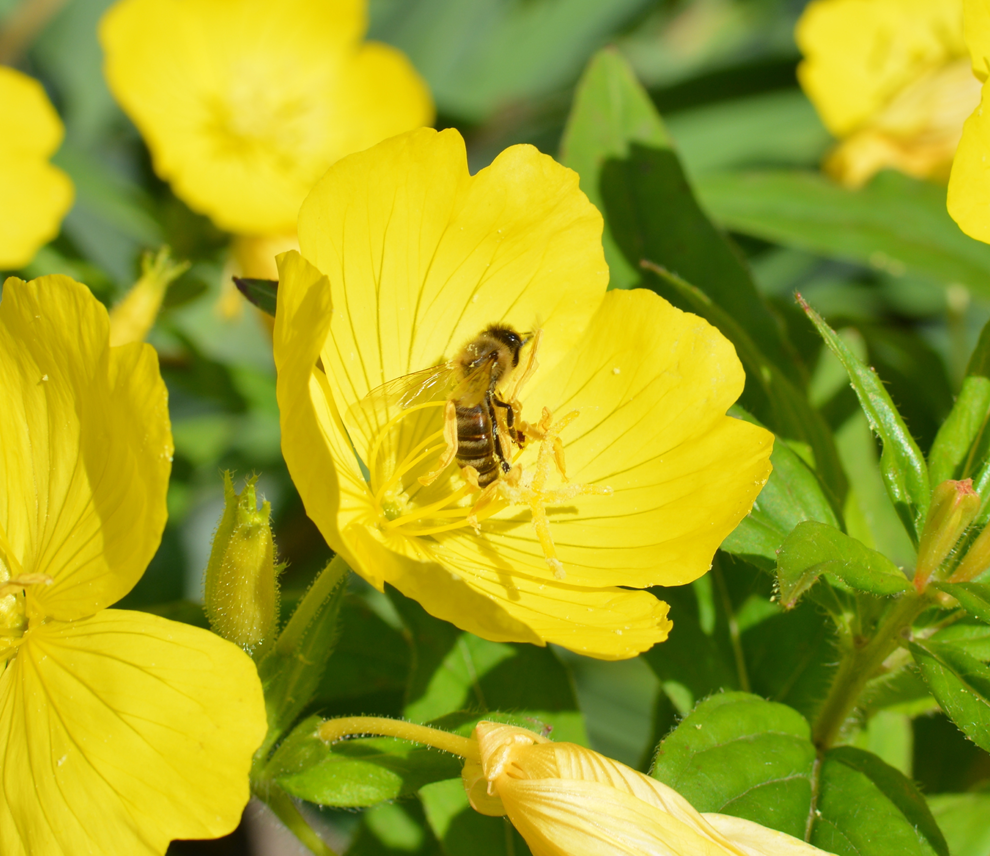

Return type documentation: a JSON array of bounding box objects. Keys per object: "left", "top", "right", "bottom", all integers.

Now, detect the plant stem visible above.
[
  {"left": 259, "top": 786, "right": 338, "bottom": 856},
  {"left": 811, "top": 593, "right": 925, "bottom": 750},
  {"left": 276, "top": 553, "right": 350, "bottom": 655},
  {"left": 318, "top": 715, "right": 480, "bottom": 762}
]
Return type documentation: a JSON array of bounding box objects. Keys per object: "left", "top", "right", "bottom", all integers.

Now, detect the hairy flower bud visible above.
[
  {"left": 108, "top": 246, "right": 189, "bottom": 346},
  {"left": 915, "top": 479, "right": 981, "bottom": 590},
  {"left": 203, "top": 472, "right": 281, "bottom": 655}
]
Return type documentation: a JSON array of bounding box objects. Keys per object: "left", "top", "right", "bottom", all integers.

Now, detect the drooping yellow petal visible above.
[
  {"left": 0, "top": 609, "right": 266, "bottom": 856},
  {"left": 0, "top": 67, "right": 74, "bottom": 270},
  {"left": 0, "top": 276, "right": 172, "bottom": 620},
  {"left": 948, "top": 80, "right": 990, "bottom": 242},
  {"left": 467, "top": 722, "right": 835, "bottom": 856},
  {"left": 797, "top": 0, "right": 966, "bottom": 138},
  {"left": 296, "top": 127, "right": 608, "bottom": 411},
  {"left": 100, "top": 0, "right": 433, "bottom": 235}
]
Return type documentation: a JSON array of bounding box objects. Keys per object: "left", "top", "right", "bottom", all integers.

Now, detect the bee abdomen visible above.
[{"left": 455, "top": 404, "right": 500, "bottom": 485}]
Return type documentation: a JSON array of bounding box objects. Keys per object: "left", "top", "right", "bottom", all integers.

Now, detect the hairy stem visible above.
[
  {"left": 811, "top": 593, "right": 925, "bottom": 750},
  {"left": 318, "top": 715, "right": 480, "bottom": 762}
]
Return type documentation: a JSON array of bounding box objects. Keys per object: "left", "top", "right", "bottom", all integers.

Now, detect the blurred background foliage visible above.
[{"left": 4, "top": 0, "right": 990, "bottom": 853}]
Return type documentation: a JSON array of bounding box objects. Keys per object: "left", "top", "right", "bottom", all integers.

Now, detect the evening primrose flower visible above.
[
  {"left": 274, "top": 127, "right": 773, "bottom": 659},
  {"left": 0, "top": 275, "right": 267, "bottom": 855},
  {"left": 0, "top": 67, "right": 73, "bottom": 270},
  {"left": 99, "top": 0, "right": 433, "bottom": 238},
  {"left": 797, "top": 0, "right": 979, "bottom": 187},
  {"left": 948, "top": 0, "right": 990, "bottom": 243},
  {"left": 464, "top": 721, "right": 836, "bottom": 856}
]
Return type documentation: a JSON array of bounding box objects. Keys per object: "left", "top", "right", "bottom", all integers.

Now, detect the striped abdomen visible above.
[{"left": 455, "top": 403, "right": 503, "bottom": 487}]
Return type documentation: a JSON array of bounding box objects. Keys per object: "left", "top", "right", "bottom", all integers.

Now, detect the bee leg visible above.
[
  {"left": 418, "top": 399, "right": 459, "bottom": 486},
  {"left": 492, "top": 396, "right": 523, "bottom": 455}
]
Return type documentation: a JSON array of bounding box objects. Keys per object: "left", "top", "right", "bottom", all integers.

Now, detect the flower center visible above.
[{"left": 0, "top": 522, "right": 52, "bottom": 662}]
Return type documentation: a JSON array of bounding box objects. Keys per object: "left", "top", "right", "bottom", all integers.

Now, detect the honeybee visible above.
[{"left": 347, "top": 324, "right": 538, "bottom": 489}]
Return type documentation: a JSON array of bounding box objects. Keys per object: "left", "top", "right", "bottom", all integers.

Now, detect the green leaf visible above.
[
  {"left": 269, "top": 715, "right": 462, "bottom": 807},
  {"left": 233, "top": 276, "right": 278, "bottom": 316},
  {"left": 928, "top": 792, "right": 990, "bottom": 856},
  {"left": 928, "top": 318, "right": 990, "bottom": 487},
  {"left": 812, "top": 746, "right": 948, "bottom": 856},
  {"left": 930, "top": 582, "right": 990, "bottom": 625},
  {"left": 559, "top": 52, "right": 796, "bottom": 378},
  {"left": 800, "top": 297, "right": 930, "bottom": 542},
  {"left": 931, "top": 620, "right": 990, "bottom": 662},
  {"left": 910, "top": 640, "right": 990, "bottom": 752},
  {"left": 349, "top": 801, "right": 444, "bottom": 856},
  {"left": 694, "top": 169, "right": 990, "bottom": 296},
  {"left": 649, "top": 692, "right": 816, "bottom": 839},
  {"left": 776, "top": 520, "right": 911, "bottom": 607},
  {"left": 419, "top": 779, "right": 531, "bottom": 856},
  {"left": 722, "top": 408, "right": 841, "bottom": 571}
]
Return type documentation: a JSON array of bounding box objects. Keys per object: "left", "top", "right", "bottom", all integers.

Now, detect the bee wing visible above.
[{"left": 344, "top": 362, "right": 459, "bottom": 457}]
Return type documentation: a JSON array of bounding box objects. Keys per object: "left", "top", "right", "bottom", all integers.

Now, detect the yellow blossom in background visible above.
[
  {"left": 99, "top": 0, "right": 434, "bottom": 240},
  {"left": 797, "top": 0, "right": 979, "bottom": 187},
  {"left": 0, "top": 275, "right": 267, "bottom": 855},
  {"left": 464, "top": 721, "right": 836, "bottom": 856},
  {"left": 0, "top": 67, "right": 74, "bottom": 270},
  {"left": 274, "top": 127, "right": 773, "bottom": 660},
  {"left": 949, "top": 0, "right": 990, "bottom": 243}
]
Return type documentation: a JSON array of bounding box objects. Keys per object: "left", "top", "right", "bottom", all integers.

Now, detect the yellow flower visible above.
[
  {"left": 99, "top": 0, "right": 434, "bottom": 237},
  {"left": 0, "top": 275, "right": 267, "bottom": 855},
  {"left": 797, "top": 0, "right": 979, "bottom": 188},
  {"left": 463, "top": 721, "right": 835, "bottom": 856},
  {"left": 274, "top": 127, "right": 773, "bottom": 659},
  {"left": 948, "top": 0, "right": 990, "bottom": 243},
  {"left": 0, "top": 67, "right": 74, "bottom": 270}
]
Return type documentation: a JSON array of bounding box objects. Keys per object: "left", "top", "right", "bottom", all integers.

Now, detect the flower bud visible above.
[
  {"left": 950, "top": 521, "right": 990, "bottom": 583},
  {"left": 914, "top": 479, "right": 981, "bottom": 591},
  {"left": 109, "top": 246, "right": 189, "bottom": 346},
  {"left": 203, "top": 472, "right": 281, "bottom": 655}
]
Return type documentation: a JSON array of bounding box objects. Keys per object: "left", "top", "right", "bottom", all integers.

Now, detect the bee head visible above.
[{"left": 484, "top": 324, "right": 526, "bottom": 366}]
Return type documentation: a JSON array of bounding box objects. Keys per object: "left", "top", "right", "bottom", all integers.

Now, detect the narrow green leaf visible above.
[
  {"left": 777, "top": 520, "right": 911, "bottom": 607},
  {"left": 812, "top": 747, "right": 948, "bottom": 856},
  {"left": 650, "top": 692, "right": 816, "bottom": 840},
  {"left": 694, "top": 169, "right": 990, "bottom": 295},
  {"left": 910, "top": 640, "right": 990, "bottom": 752},
  {"left": 931, "top": 620, "right": 990, "bottom": 662},
  {"left": 800, "top": 297, "right": 930, "bottom": 541},
  {"left": 269, "top": 715, "right": 462, "bottom": 807},
  {"left": 233, "top": 276, "right": 278, "bottom": 316},
  {"left": 930, "top": 582, "right": 990, "bottom": 625},
  {"left": 929, "top": 318, "right": 990, "bottom": 486}
]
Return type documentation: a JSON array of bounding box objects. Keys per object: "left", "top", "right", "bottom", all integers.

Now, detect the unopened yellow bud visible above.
[
  {"left": 203, "top": 472, "right": 281, "bottom": 655},
  {"left": 915, "top": 479, "right": 981, "bottom": 591},
  {"left": 108, "top": 246, "right": 189, "bottom": 346}
]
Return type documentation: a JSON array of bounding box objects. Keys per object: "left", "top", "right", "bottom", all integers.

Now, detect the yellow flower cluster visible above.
[
  {"left": 797, "top": 0, "right": 979, "bottom": 187},
  {"left": 0, "top": 275, "right": 267, "bottom": 855}
]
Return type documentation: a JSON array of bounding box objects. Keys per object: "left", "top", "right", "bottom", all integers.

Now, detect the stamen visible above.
[
  {"left": 383, "top": 482, "right": 476, "bottom": 530},
  {"left": 374, "top": 430, "right": 445, "bottom": 506},
  {"left": 366, "top": 399, "right": 447, "bottom": 484}
]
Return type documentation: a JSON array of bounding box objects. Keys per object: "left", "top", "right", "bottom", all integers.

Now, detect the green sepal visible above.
[
  {"left": 233, "top": 276, "right": 278, "bottom": 316},
  {"left": 776, "top": 520, "right": 912, "bottom": 607},
  {"left": 910, "top": 639, "right": 990, "bottom": 752},
  {"left": 799, "top": 296, "right": 930, "bottom": 542}
]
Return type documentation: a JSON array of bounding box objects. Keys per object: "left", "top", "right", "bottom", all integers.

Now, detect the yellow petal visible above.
[
  {"left": 0, "top": 276, "right": 172, "bottom": 620},
  {"left": 948, "top": 80, "right": 990, "bottom": 242},
  {"left": 0, "top": 67, "right": 73, "bottom": 269},
  {"left": 273, "top": 251, "right": 380, "bottom": 583},
  {"left": 0, "top": 609, "right": 266, "bottom": 856},
  {"left": 703, "top": 814, "right": 835, "bottom": 856},
  {"left": 964, "top": 0, "right": 990, "bottom": 81},
  {"left": 296, "top": 127, "right": 608, "bottom": 411},
  {"left": 796, "top": 0, "right": 965, "bottom": 137},
  {"left": 435, "top": 289, "right": 774, "bottom": 590},
  {"left": 100, "top": 0, "right": 432, "bottom": 234}
]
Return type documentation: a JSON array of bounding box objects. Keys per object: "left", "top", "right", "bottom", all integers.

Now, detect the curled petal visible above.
[
  {"left": 0, "top": 276, "right": 172, "bottom": 620},
  {"left": 0, "top": 610, "right": 266, "bottom": 856}
]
